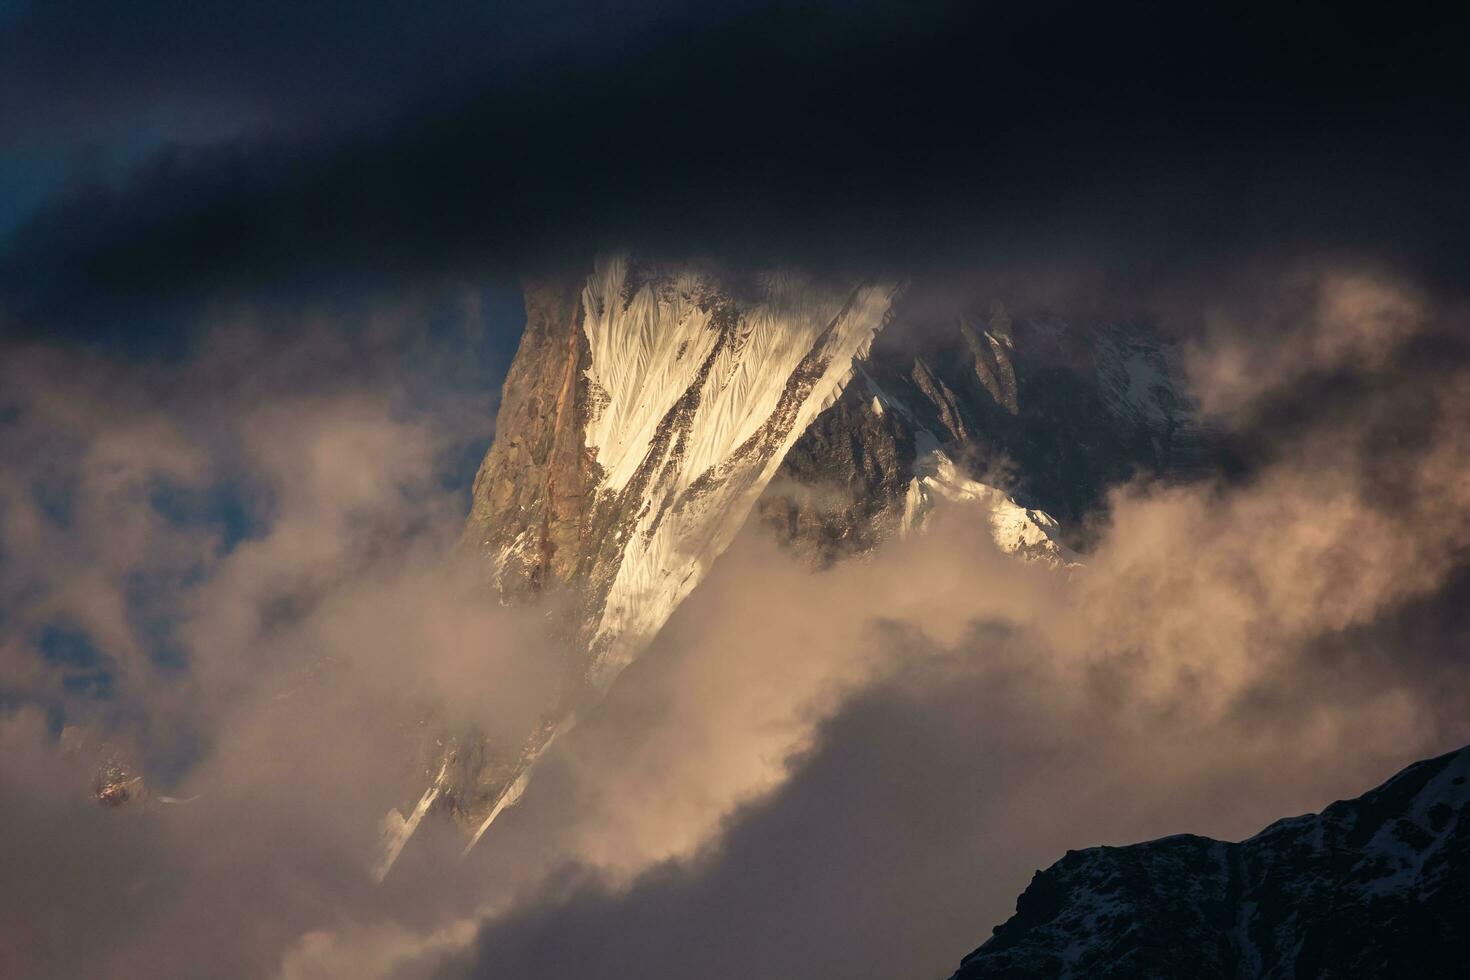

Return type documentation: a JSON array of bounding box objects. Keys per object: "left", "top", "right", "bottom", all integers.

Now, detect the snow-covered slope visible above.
[
  {"left": 576, "top": 256, "right": 897, "bottom": 683},
  {"left": 949, "top": 744, "right": 1470, "bottom": 979},
  {"left": 901, "top": 431, "right": 1076, "bottom": 567}
]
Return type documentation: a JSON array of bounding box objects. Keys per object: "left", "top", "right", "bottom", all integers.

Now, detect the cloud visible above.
[
  {"left": 438, "top": 506, "right": 1468, "bottom": 979},
  {"left": 428, "top": 266, "right": 1470, "bottom": 979},
  {"left": 0, "top": 291, "right": 553, "bottom": 977},
  {"left": 0, "top": 1, "right": 759, "bottom": 147},
  {"left": 1, "top": 262, "right": 1467, "bottom": 979},
  {"left": 5, "top": 2, "right": 1469, "bottom": 339},
  {"left": 1183, "top": 266, "right": 1430, "bottom": 418}
]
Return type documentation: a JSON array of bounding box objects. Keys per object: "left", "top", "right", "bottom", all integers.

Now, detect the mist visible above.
[{"left": 0, "top": 252, "right": 1464, "bottom": 977}]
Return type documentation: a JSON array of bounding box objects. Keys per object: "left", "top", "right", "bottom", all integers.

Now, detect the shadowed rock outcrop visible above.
[{"left": 951, "top": 745, "right": 1470, "bottom": 979}]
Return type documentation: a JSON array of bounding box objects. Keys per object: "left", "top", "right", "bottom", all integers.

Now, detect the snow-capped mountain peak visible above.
[{"left": 376, "top": 255, "right": 1215, "bottom": 877}]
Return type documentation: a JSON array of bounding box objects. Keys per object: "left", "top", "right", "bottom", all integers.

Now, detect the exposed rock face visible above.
[
  {"left": 950, "top": 745, "right": 1470, "bottom": 979},
  {"left": 463, "top": 272, "right": 592, "bottom": 604},
  {"left": 373, "top": 276, "right": 590, "bottom": 878},
  {"left": 93, "top": 759, "right": 139, "bottom": 807}
]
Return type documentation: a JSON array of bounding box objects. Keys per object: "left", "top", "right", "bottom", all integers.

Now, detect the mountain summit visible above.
[{"left": 376, "top": 253, "right": 1213, "bottom": 876}]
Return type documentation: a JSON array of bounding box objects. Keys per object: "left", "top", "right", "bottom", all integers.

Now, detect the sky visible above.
[{"left": 2, "top": 2, "right": 1469, "bottom": 978}]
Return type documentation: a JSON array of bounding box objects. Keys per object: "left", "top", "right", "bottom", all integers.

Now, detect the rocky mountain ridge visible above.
[
  {"left": 757, "top": 297, "right": 1214, "bottom": 566},
  {"left": 950, "top": 744, "right": 1470, "bottom": 979}
]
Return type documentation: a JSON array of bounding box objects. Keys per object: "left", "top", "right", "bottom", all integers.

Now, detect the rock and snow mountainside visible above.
[
  {"left": 390, "top": 257, "right": 898, "bottom": 867},
  {"left": 949, "top": 745, "right": 1470, "bottom": 979},
  {"left": 756, "top": 303, "right": 1212, "bottom": 566},
  {"left": 378, "top": 254, "right": 1214, "bottom": 874}
]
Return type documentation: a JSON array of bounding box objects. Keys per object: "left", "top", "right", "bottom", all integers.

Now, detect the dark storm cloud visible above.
[
  {"left": 0, "top": 0, "right": 759, "bottom": 310},
  {"left": 5, "top": 1, "right": 1468, "bottom": 337},
  {"left": 0, "top": 0, "right": 755, "bottom": 147}
]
